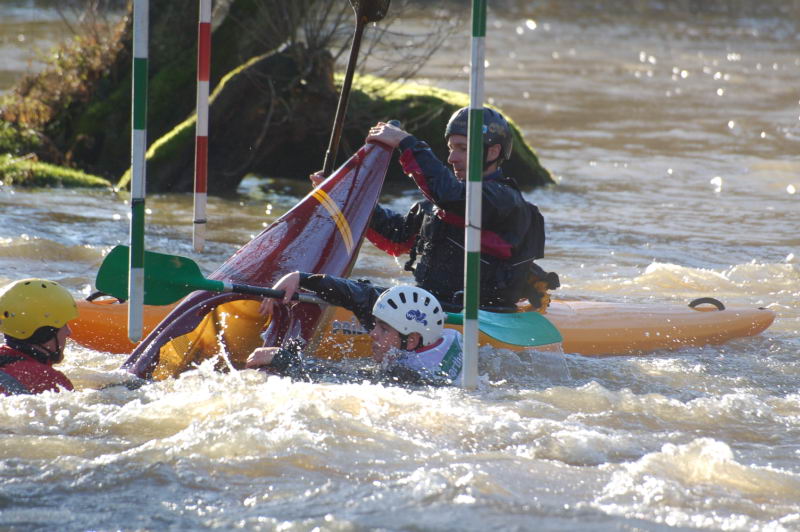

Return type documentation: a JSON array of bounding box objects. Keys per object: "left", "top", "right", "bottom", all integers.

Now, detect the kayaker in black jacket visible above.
[
  {"left": 246, "top": 271, "right": 463, "bottom": 386},
  {"left": 362, "top": 107, "right": 558, "bottom": 310}
]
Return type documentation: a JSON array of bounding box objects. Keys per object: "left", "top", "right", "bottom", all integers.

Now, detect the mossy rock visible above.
[
  {"left": 125, "top": 49, "right": 553, "bottom": 194},
  {"left": 118, "top": 44, "right": 337, "bottom": 193},
  {"left": 342, "top": 74, "right": 553, "bottom": 188},
  {"left": 0, "top": 153, "right": 112, "bottom": 188}
]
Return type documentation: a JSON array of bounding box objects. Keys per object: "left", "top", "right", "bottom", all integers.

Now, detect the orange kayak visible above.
[{"left": 71, "top": 296, "right": 774, "bottom": 359}]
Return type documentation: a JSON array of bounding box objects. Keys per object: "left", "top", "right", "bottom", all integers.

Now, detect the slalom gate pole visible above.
[
  {"left": 128, "top": 0, "right": 149, "bottom": 342},
  {"left": 461, "top": 0, "right": 486, "bottom": 389},
  {"left": 193, "top": 0, "right": 211, "bottom": 252}
]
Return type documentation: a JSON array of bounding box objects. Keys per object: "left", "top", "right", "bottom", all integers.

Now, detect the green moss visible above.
[{"left": 0, "top": 153, "right": 111, "bottom": 188}]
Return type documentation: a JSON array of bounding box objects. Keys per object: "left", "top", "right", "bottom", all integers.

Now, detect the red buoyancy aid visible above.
[{"left": 0, "top": 344, "right": 74, "bottom": 396}]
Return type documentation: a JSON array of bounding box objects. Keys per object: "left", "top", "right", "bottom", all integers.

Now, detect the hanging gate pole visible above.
[
  {"left": 461, "top": 0, "right": 486, "bottom": 389},
  {"left": 193, "top": 0, "right": 212, "bottom": 252},
  {"left": 128, "top": 0, "right": 149, "bottom": 342}
]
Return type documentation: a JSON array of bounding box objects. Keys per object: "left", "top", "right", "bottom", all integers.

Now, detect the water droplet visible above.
[
  {"left": 717, "top": 88, "right": 725, "bottom": 96},
  {"left": 667, "top": 168, "right": 673, "bottom": 175},
  {"left": 760, "top": 131, "right": 766, "bottom": 138},
  {"left": 516, "top": 26, "right": 524, "bottom": 35},
  {"left": 727, "top": 120, "right": 735, "bottom": 129},
  {"left": 522, "top": 91, "right": 530, "bottom": 99},
  {"left": 526, "top": 19, "right": 537, "bottom": 30},
  {"left": 788, "top": 184, "right": 797, "bottom": 195},
  {"left": 484, "top": 59, "right": 490, "bottom": 68},
  {"left": 710, "top": 176, "right": 723, "bottom": 192}
]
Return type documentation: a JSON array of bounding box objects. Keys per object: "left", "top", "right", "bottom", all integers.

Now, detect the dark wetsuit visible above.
[
  {"left": 0, "top": 343, "right": 73, "bottom": 396},
  {"left": 366, "top": 135, "right": 537, "bottom": 308},
  {"left": 264, "top": 273, "right": 462, "bottom": 386}
]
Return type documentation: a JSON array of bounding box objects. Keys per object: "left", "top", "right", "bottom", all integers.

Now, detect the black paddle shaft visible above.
[
  {"left": 322, "top": 0, "right": 391, "bottom": 176},
  {"left": 229, "top": 282, "right": 325, "bottom": 305}
]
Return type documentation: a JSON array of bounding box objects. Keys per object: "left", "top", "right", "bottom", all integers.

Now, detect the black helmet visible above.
[{"left": 444, "top": 107, "right": 513, "bottom": 165}]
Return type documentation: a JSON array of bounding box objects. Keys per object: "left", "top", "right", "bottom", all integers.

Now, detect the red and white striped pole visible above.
[{"left": 193, "top": 0, "right": 211, "bottom": 252}]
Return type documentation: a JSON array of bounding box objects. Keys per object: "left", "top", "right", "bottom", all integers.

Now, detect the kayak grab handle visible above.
[{"left": 689, "top": 297, "right": 725, "bottom": 311}]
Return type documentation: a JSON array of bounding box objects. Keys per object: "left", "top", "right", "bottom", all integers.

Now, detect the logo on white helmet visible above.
[{"left": 406, "top": 309, "right": 427, "bottom": 326}]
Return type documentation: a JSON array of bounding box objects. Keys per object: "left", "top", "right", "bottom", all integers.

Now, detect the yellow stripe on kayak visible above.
[{"left": 312, "top": 188, "right": 354, "bottom": 254}]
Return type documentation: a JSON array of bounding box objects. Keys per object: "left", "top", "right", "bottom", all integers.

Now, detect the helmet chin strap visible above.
[{"left": 483, "top": 145, "right": 502, "bottom": 170}]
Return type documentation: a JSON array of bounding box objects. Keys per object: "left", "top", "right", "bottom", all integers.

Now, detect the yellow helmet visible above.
[{"left": 0, "top": 279, "right": 78, "bottom": 341}]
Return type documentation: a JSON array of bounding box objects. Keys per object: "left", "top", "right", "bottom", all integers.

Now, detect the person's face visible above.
[
  {"left": 446, "top": 134, "right": 469, "bottom": 180},
  {"left": 368, "top": 319, "right": 402, "bottom": 363},
  {"left": 447, "top": 135, "right": 502, "bottom": 180},
  {"left": 46, "top": 324, "right": 71, "bottom": 363}
]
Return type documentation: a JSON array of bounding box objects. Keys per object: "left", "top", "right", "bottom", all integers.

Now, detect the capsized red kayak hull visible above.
[{"left": 115, "top": 141, "right": 393, "bottom": 378}]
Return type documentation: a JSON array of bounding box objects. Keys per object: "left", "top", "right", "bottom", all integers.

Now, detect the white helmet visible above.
[{"left": 372, "top": 286, "right": 444, "bottom": 347}]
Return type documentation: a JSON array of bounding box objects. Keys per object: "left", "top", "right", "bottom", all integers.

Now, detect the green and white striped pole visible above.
[
  {"left": 128, "top": 0, "right": 149, "bottom": 342},
  {"left": 461, "top": 0, "right": 486, "bottom": 389}
]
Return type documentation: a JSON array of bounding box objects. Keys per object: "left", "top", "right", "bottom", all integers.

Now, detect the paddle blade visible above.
[
  {"left": 477, "top": 310, "right": 563, "bottom": 347},
  {"left": 352, "top": 0, "right": 391, "bottom": 22},
  {"left": 96, "top": 245, "right": 220, "bottom": 305}
]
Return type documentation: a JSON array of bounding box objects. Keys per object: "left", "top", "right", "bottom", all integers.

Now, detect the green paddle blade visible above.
[
  {"left": 96, "top": 245, "right": 224, "bottom": 305},
  {"left": 446, "top": 309, "right": 563, "bottom": 347}
]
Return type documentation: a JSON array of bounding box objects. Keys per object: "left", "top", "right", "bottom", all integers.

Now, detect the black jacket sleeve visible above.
[{"left": 298, "top": 273, "right": 384, "bottom": 330}]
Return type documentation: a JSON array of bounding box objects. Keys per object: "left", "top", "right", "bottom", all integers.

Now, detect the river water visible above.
[{"left": 1, "top": 3, "right": 799, "bottom": 531}]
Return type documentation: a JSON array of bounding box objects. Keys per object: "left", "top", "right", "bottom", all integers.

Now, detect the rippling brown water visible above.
[{"left": 1, "top": 3, "right": 799, "bottom": 531}]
